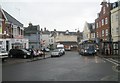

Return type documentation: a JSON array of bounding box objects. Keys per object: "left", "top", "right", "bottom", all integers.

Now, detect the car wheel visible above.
[{"left": 23, "top": 55, "right": 27, "bottom": 59}]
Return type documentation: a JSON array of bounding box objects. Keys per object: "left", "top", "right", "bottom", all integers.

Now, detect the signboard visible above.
[{"left": 0, "top": 21, "right": 2, "bottom": 34}]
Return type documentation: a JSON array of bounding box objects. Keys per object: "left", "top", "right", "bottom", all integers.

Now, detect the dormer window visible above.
[
  {"left": 103, "top": 7, "right": 105, "bottom": 14},
  {"left": 65, "top": 30, "right": 69, "bottom": 35}
]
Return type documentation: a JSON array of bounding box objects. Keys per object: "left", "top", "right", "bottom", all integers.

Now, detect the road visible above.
[{"left": 2, "top": 51, "right": 119, "bottom": 81}]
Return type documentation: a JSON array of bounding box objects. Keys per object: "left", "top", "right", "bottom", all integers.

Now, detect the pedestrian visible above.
[
  {"left": 106, "top": 49, "right": 108, "bottom": 55},
  {"left": 30, "top": 49, "right": 34, "bottom": 59},
  {"left": 43, "top": 48, "right": 46, "bottom": 59}
]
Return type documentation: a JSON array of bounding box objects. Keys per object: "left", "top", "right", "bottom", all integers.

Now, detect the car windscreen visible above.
[
  {"left": 57, "top": 47, "right": 64, "bottom": 49},
  {"left": 21, "top": 49, "right": 29, "bottom": 53},
  {"left": 53, "top": 49, "right": 59, "bottom": 52}
]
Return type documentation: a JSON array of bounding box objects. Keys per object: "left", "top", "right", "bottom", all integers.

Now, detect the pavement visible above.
[{"left": 2, "top": 53, "right": 51, "bottom": 65}]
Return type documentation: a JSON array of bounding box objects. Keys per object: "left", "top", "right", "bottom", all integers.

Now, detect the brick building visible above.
[
  {"left": 95, "top": 0, "right": 113, "bottom": 55},
  {"left": 95, "top": 0, "right": 112, "bottom": 42}
]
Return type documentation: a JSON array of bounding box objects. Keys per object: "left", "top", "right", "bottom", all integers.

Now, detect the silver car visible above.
[{"left": 51, "top": 49, "right": 62, "bottom": 57}]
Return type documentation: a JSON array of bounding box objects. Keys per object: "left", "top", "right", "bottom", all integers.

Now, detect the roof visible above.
[
  {"left": 3, "top": 9, "right": 23, "bottom": 27},
  {"left": 51, "top": 30, "right": 77, "bottom": 36},
  {"left": 41, "top": 31, "right": 50, "bottom": 35},
  {"left": 56, "top": 41, "right": 78, "bottom": 45}
]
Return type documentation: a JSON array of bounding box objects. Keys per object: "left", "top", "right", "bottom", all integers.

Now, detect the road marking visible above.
[
  {"left": 103, "top": 58, "right": 120, "bottom": 72},
  {"left": 103, "top": 58, "right": 119, "bottom": 66}
]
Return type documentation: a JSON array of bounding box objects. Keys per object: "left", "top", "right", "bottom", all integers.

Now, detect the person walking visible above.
[{"left": 43, "top": 48, "right": 46, "bottom": 59}]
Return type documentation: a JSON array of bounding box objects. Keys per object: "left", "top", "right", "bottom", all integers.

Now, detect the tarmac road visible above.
[{"left": 2, "top": 51, "right": 119, "bottom": 81}]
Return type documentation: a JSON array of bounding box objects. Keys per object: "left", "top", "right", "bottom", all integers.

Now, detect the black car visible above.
[{"left": 8, "top": 49, "right": 31, "bottom": 59}]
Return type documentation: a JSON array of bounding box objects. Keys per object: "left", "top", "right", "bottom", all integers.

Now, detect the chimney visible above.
[
  {"left": 41, "top": 28, "right": 43, "bottom": 32},
  {"left": 44, "top": 27, "right": 46, "bottom": 31}
]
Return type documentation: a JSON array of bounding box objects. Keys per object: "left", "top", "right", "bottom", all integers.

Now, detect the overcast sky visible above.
[{"left": 0, "top": 0, "right": 117, "bottom": 32}]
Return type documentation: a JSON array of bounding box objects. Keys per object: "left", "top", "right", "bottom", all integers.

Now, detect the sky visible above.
[{"left": 0, "top": 0, "right": 117, "bottom": 32}]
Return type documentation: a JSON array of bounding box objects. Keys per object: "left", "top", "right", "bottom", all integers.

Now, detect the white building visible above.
[
  {"left": 111, "top": 1, "right": 120, "bottom": 42},
  {"left": 83, "top": 22, "right": 91, "bottom": 41},
  {"left": 40, "top": 30, "right": 51, "bottom": 48}
]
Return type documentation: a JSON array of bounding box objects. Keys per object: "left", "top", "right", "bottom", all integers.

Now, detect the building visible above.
[
  {"left": 111, "top": 1, "right": 120, "bottom": 42},
  {"left": 50, "top": 30, "right": 78, "bottom": 50},
  {"left": 111, "top": 1, "right": 120, "bottom": 55},
  {"left": 24, "top": 23, "right": 40, "bottom": 49},
  {"left": 95, "top": 0, "right": 112, "bottom": 42},
  {"left": 40, "top": 28, "right": 51, "bottom": 49},
  {"left": 83, "top": 22, "right": 95, "bottom": 41},
  {"left": 95, "top": 0, "right": 112, "bottom": 55},
  {"left": 0, "top": 7, "right": 7, "bottom": 38},
  {"left": 0, "top": 8, "right": 28, "bottom": 51}
]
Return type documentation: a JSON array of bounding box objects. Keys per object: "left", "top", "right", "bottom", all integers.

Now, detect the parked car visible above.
[
  {"left": 25, "top": 48, "right": 44, "bottom": 57},
  {"left": 51, "top": 49, "right": 62, "bottom": 57},
  {"left": 41, "top": 48, "right": 50, "bottom": 52},
  {"left": 8, "top": 49, "right": 31, "bottom": 59},
  {"left": 36, "top": 50, "right": 44, "bottom": 57},
  {"left": 0, "top": 48, "right": 8, "bottom": 61},
  {"left": 57, "top": 44, "right": 65, "bottom": 55}
]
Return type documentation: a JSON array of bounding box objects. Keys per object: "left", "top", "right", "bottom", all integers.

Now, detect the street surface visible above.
[{"left": 2, "top": 51, "right": 119, "bottom": 81}]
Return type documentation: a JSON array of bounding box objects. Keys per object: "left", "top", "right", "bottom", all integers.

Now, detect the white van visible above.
[{"left": 56, "top": 44, "right": 65, "bottom": 55}]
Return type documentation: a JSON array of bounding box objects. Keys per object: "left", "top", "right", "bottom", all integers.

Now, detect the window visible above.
[
  {"left": 92, "top": 24, "right": 95, "bottom": 29},
  {"left": 106, "top": 29, "right": 108, "bottom": 36},
  {"left": 96, "top": 22, "right": 98, "bottom": 28},
  {"left": 103, "top": 7, "right": 106, "bottom": 14},
  {"left": 97, "top": 32, "right": 98, "bottom": 37},
  {"left": 93, "top": 33, "right": 95, "bottom": 38},
  {"left": 51, "top": 39, "right": 53, "bottom": 43},
  {"left": 105, "top": 17, "right": 108, "bottom": 24},
  {"left": 116, "top": 27, "right": 119, "bottom": 34},
  {"left": 102, "top": 30, "right": 104, "bottom": 37},
  {"left": 99, "top": 21, "right": 101, "bottom": 27},
  {"left": 116, "top": 14, "right": 118, "bottom": 21},
  {"left": 102, "top": 19, "right": 104, "bottom": 26}
]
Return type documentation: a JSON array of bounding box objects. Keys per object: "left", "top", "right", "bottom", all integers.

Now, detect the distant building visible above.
[
  {"left": 40, "top": 28, "right": 50, "bottom": 49},
  {"left": 83, "top": 22, "right": 95, "bottom": 41},
  {"left": 24, "top": 23, "right": 40, "bottom": 49},
  {"left": 50, "top": 30, "right": 78, "bottom": 50}
]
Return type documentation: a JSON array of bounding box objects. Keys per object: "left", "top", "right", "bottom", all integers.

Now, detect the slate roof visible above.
[
  {"left": 50, "top": 30, "right": 77, "bottom": 37},
  {"left": 87, "top": 23, "right": 95, "bottom": 33},
  {"left": 56, "top": 41, "right": 78, "bottom": 45},
  {"left": 3, "top": 9, "right": 23, "bottom": 27}
]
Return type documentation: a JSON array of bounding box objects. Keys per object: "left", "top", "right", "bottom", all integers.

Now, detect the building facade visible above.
[
  {"left": 111, "top": 1, "right": 120, "bottom": 42},
  {"left": 111, "top": 1, "right": 120, "bottom": 55},
  {"left": 95, "top": 0, "right": 112, "bottom": 42},
  {"left": 83, "top": 22, "right": 95, "bottom": 41},
  {"left": 0, "top": 8, "right": 28, "bottom": 51},
  {"left": 50, "top": 30, "right": 78, "bottom": 50},
  {"left": 40, "top": 28, "right": 51, "bottom": 49},
  {"left": 95, "top": 0, "right": 113, "bottom": 55},
  {"left": 24, "top": 23, "right": 40, "bottom": 49}
]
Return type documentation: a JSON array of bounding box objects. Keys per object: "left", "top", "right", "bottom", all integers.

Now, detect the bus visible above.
[{"left": 78, "top": 40, "right": 97, "bottom": 56}]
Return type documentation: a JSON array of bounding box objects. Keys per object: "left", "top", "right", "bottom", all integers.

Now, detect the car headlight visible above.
[
  {"left": 85, "top": 50, "right": 87, "bottom": 52},
  {"left": 95, "top": 50, "right": 97, "bottom": 52},
  {"left": 27, "top": 53, "right": 30, "bottom": 55}
]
